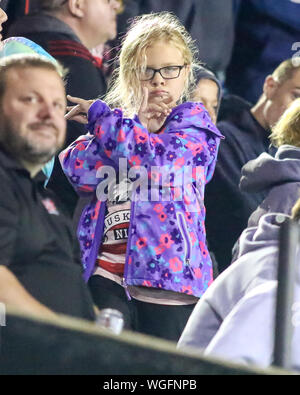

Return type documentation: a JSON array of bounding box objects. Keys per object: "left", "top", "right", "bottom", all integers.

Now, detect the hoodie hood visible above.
[
  {"left": 240, "top": 145, "right": 300, "bottom": 193},
  {"left": 236, "top": 212, "right": 288, "bottom": 259}
]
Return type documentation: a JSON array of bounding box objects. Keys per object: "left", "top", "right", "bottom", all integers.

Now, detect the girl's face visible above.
[{"left": 140, "top": 41, "right": 189, "bottom": 105}]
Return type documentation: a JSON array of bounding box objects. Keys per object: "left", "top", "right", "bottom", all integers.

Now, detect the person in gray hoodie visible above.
[
  {"left": 240, "top": 98, "right": 300, "bottom": 229},
  {"left": 177, "top": 211, "right": 285, "bottom": 352},
  {"left": 178, "top": 197, "right": 300, "bottom": 370}
]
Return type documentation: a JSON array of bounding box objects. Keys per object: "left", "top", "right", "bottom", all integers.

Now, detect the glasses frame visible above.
[{"left": 140, "top": 65, "right": 187, "bottom": 81}]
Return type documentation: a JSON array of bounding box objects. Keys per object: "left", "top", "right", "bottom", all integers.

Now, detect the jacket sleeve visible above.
[{"left": 60, "top": 100, "right": 221, "bottom": 194}]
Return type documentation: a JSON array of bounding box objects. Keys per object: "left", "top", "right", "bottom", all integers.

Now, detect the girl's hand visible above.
[
  {"left": 65, "top": 95, "right": 95, "bottom": 124},
  {"left": 138, "top": 87, "right": 175, "bottom": 133}
]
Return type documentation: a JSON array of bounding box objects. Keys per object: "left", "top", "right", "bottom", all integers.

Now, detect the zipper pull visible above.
[
  {"left": 122, "top": 278, "right": 132, "bottom": 301},
  {"left": 186, "top": 259, "right": 197, "bottom": 280}
]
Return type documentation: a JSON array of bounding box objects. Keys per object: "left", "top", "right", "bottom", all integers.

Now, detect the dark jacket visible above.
[
  {"left": 8, "top": 13, "right": 107, "bottom": 216},
  {"left": 226, "top": 0, "right": 300, "bottom": 103},
  {"left": 204, "top": 95, "right": 275, "bottom": 273}
]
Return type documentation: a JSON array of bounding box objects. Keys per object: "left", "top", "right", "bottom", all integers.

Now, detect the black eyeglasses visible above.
[{"left": 140, "top": 65, "right": 186, "bottom": 81}]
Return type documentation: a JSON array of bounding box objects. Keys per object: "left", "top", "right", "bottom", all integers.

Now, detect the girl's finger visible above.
[
  {"left": 65, "top": 114, "right": 88, "bottom": 124},
  {"left": 66, "top": 95, "right": 91, "bottom": 105},
  {"left": 65, "top": 104, "right": 81, "bottom": 120}
]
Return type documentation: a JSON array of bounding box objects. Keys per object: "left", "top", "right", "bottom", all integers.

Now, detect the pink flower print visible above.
[
  {"left": 208, "top": 268, "right": 213, "bottom": 286},
  {"left": 142, "top": 280, "right": 152, "bottom": 287},
  {"left": 194, "top": 268, "right": 203, "bottom": 279},
  {"left": 160, "top": 233, "right": 174, "bottom": 249},
  {"left": 94, "top": 125, "right": 105, "bottom": 138},
  {"left": 75, "top": 159, "right": 84, "bottom": 169},
  {"left": 174, "top": 157, "right": 185, "bottom": 169},
  {"left": 186, "top": 141, "right": 197, "bottom": 151},
  {"left": 173, "top": 187, "right": 182, "bottom": 200},
  {"left": 169, "top": 257, "right": 183, "bottom": 273},
  {"left": 150, "top": 135, "right": 164, "bottom": 145},
  {"left": 129, "top": 156, "right": 141, "bottom": 166},
  {"left": 117, "top": 129, "right": 126, "bottom": 142},
  {"left": 183, "top": 195, "right": 192, "bottom": 205},
  {"left": 79, "top": 185, "right": 94, "bottom": 193},
  {"left": 77, "top": 142, "right": 87, "bottom": 151},
  {"left": 91, "top": 200, "right": 101, "bottom": 220},
  {"left": 192, "top": 166, "right": 204, "bottom": 184},
  {"left": 191, "top": 105, "right": 204, "bottom": 115},
  {"left": 190, "top": 232, "right": 197, "bottom": 246},
  {"left": 153, "top": 203, "right": 164, "bottom": 213},
  {"left": 181, "top": 285, "right": 193, "bottom": 295},
  {"left": 134, "top": 126, "right": 148, "bottom": 144},
  {"left": 136, "top": 237, "right": 147, "bottom": 249},
  {"left": 199, "top": 241, "right": 208, "bottom": 258},
  {"left": 154, "top": 244, "right": 165, "bottom": 255},
  {"left": 158, "top": 212, "right": 167, "bottom": 222},
  {"left": 95, "top": 160, "right": 104, "bottom": 170},
  {"left": 185, "top": 211, "right": 193, "bottom": 224},
  {"left": 176, "top": 131, "right": 187, "bottom": 139}
]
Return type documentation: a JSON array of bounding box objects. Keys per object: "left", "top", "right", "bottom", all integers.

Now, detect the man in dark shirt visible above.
[
  {"left": 0, "top": 54, "right": 95, "bottom": 321},
  {"left": 7, "top": 0, "right": 119, "bottom": 216},
  {"left": 205, "top": 59, "right": 300, "bottom": 273}
]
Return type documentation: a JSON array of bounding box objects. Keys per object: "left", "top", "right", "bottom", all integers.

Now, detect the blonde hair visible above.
[
  {"left": 272, "top": 59, "right": 300, "bottom": 85},
  {"left": 104, "top": 12, "right": 199, "bottom": 117},
  {"left": 270, "top": 98, "right": 300, "bottom": 147}
]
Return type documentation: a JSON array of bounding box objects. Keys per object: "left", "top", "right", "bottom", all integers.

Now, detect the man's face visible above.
[
  {"left": 0, "top": 67, "right": 67, "bottom": 165},
  {"left": 83, "top": 0, "right": 118, "bottom": 48},
  {"left": 264, "top": 68, "right": 300, "bottom": 128}
]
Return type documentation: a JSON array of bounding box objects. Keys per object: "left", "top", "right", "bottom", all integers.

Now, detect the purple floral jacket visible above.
[{"left": 60, "top": 100, "right": 223, "bottom": 298}]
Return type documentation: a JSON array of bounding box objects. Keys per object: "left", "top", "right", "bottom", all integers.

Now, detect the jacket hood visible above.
[
  {"left": 240, "top": 145, "right": 300, "bottom": 193},
  {"left": 236, "top": 212, "right": 289, "bottom": 259},
  {"left": 8, "top": 14, "right": 81, "bottom": 44},
  {"left": 163, "top": 102, "right": 224, "bottom": 139}
]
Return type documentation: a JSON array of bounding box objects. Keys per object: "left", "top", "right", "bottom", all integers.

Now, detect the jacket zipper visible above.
[
  {"left": 122, "top": 199, "right": 136, "bottom": 301},
  {"left": 176, "top": 212, "right": 196, "bottom": 279}
]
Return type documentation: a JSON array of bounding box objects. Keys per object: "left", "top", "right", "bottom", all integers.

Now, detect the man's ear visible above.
[
  {"left": 67, "top": 0, "right": 85, "bottom": 18},
  {"left": 263, "top": 75, "right": 279, "bottom": 100}
]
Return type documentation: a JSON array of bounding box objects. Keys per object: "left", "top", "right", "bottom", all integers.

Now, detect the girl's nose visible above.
[{"left": 151, "top": 71, "right": 165, "bottom": 85}]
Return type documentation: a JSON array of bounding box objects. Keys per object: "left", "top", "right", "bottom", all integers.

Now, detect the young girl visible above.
[{"left": 60, "top": 12, "right": 223, "bottom": 341}]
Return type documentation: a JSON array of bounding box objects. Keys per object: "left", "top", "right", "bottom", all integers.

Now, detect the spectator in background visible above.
[
  {"left": 226, "top": 0, "right": 300, "bottom": 103},
  {"left": 0, "top": 55, "right": 95, "bottom": 321},
  {"left": 7, "top": 0, "right": 119, "bottom": 216},
  {"left": 240, "top": 98, "right": 300, "bottom": 229},
  {"left": 192, "top": 67, "right": 222, "bottom": 125},
  {"left": 205, "top": 59, "right": 300, "bottom": 273},
  {"left": 178, "top": 198, "right": 300, "bottom": 371}
]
